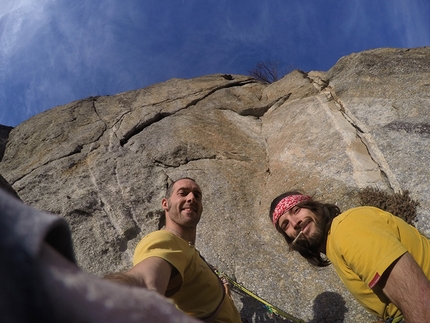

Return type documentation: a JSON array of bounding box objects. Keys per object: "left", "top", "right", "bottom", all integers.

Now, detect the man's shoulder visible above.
[
  {"left": 338, "top": 206, "right": 391, "bottom": 221},
  {"left": 139, "top": 230, "right": 177, "bottom": 246},
  {"left": 331, "top": 207, "right": 385, "bottom": 231},
  {"left": 341, "top": 205, "right": 384, "bottom": 214},
  {"left": 133, "top": 230, "right": 185, "bottom": 266},
  {"left": 144, "top": 229, "right": 173, "bottom": 239}
]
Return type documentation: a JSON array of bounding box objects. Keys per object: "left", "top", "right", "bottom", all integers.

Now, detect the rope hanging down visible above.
[{"left": 213, "top": 268, "right": 307, "bottom": 323}]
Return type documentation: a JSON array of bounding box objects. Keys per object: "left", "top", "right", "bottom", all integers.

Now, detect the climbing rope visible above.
[{"left": 213, "top": 268, "right": 307, "bottom": 323}]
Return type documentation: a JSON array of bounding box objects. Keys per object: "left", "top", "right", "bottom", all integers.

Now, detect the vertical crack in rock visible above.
[
  {"left": 314, "top": 83, "right": 402, "bottom": 193},
  {"left": 113, "top": 163, "right": 141, "bottom": 253},
  {"left": 262, "top": 94, "right": 295, "bottom": 184},
  {"left": 90, "top": 96, "right": 118, "bottom": 144},
  {"left": 0, "top": 125, "right": 13, "bottom": 162},
  {"left": 87, "top": 164, "right": 139, "bottom": 256}
]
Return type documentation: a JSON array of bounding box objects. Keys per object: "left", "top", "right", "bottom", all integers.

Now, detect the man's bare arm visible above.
[
  {"left": 105, "top": 257, "right": 173, "bottom": 295},
  {"left": 104, "top": 272, "right": 146, "bottom": 287},
  {"left": 379, "top": 252, "right": 430, "bottom": 322}
]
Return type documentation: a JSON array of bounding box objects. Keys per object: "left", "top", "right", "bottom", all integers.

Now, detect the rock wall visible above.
[{"left": 1, "top": 47, "right": 430, "bottom": 323}]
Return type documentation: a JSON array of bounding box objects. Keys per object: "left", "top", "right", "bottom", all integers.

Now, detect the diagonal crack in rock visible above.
[{"left": 118, "top": 79, "right": 257, "bottom": 146}]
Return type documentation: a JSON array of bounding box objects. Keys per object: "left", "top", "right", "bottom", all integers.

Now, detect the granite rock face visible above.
[
  {"left": 0, "top": 125, "right": 12, "bottom": 161},
  {"left": 1, "top": 47, "right": 430, "bottom": 323}
]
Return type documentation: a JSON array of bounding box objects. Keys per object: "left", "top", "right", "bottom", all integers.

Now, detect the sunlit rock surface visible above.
[{"left": 1, "top": 47, "right": 429, "bottom": 323}]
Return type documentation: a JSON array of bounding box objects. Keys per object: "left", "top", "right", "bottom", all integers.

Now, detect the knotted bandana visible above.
[{"left": 272, "top": 194, "right": 312, "bottom": 226}]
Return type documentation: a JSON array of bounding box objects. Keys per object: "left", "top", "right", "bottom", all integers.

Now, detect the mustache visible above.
[{"left": 295, "top": 218, "right": 311, "bottom": 234}]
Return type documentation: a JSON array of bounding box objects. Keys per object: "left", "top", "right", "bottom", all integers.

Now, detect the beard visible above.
[{"left": 295, "top": 216, "right": 327, "bottom": 251}]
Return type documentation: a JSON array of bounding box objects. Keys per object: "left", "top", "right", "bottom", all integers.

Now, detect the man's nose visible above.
[
  {"left": 290, "top": 217, "right": 301, "bottom": 229},
  {"left": 186, "top": 192, "right": 196, "bottom": 201}
]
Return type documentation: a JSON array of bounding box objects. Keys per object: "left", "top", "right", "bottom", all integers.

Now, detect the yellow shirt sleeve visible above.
[{"left": 133, "top": 230, "right": 188, "bottom": 294}]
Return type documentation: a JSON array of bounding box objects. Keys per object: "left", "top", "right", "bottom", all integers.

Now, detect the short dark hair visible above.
[
  {"left": 269, "top": 191, "right": 341, "bottom": 267},
  {"left": 165, "top": 177, "right": 197, "bottom": 199}
]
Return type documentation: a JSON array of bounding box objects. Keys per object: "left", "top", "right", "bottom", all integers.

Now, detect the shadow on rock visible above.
[
  {"left": 236, "top": 291, "right": 301, "bottom": 323},
  {"left": 308, "top": 291, "right": 348, "bottom": 323}
]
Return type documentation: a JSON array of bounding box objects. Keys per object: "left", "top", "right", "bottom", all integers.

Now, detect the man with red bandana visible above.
[
  {"left": 106, "top": 177, "right": 241, "bottom": 323},
  {"left": 269, "top": 191, "right": 430, "bottom": 323}
]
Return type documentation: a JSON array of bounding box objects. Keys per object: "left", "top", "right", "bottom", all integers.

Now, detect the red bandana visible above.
[{"left": 272, "top": 194, "right": 312, "bottom": 226}]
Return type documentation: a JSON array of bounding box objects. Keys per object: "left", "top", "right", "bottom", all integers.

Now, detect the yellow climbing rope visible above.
[{"left": 214, "top": 268, "right": 307, "bottom": 323}]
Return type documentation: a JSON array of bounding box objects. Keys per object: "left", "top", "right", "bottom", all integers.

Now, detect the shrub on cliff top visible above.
[{"left": 358, "top": 187, "right": 419, "bottom": 226}]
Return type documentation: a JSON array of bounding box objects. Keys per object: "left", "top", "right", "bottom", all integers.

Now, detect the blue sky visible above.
[{"left": 1, "top": 1, "right": 429, "bottom": 127}]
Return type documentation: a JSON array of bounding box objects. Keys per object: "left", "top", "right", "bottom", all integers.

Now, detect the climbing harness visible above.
[{"left": 213, "top": 267, "right": 307, "bottom": 323}]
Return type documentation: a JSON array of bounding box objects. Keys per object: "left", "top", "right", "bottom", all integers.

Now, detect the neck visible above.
[{"left": 164, "top": 226, "right": 196, "bottom": 246}]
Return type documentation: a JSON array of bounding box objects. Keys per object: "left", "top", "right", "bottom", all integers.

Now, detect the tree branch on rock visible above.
[{"left": 249, "top": 60, "right": 284, "bottom": 83}]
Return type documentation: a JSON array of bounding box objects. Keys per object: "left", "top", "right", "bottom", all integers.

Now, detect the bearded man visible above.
[{"left": 269, "top": 191, "right": 430, "bottom": 323}]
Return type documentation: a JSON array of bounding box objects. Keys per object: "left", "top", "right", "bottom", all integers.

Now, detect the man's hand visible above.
[{"left": 380, "top": 252, "right": 430, "bottom": 322}]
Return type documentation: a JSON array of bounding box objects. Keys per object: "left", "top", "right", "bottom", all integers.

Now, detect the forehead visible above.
[{"left": 173, "top": 179, "right": 201, "bottom": 192}]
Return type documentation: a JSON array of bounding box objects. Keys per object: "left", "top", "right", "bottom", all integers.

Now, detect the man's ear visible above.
[{"left": 161, "top": 198, "right": 168, "bottom": 211}]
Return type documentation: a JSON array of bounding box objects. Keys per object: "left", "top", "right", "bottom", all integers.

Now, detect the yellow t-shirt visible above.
[
  {"left": 326, "top": 206, "right": 430, "bottom": 320},
  {"left": 133, "top": 230, "right": 241, "bottom": 323}
]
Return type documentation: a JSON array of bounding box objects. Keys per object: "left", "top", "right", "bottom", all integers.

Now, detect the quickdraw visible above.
[{"left": 213, "top": 268, "right": 307, "bottom": 323}]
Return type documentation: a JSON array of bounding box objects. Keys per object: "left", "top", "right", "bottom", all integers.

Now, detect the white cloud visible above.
[
  {"left": 0, "top": 0, "right": 52, "bottom": 63},
  {"left": 387, "top": 0, "right": 430, "bottom": 47}
]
